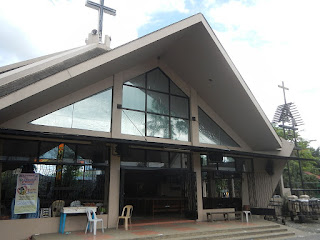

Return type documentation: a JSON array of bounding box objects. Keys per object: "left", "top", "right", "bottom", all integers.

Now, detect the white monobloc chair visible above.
[
  {"left": 242, "top": 210, "right": 252, "bottom": 222},
  {"left": 85, "top": 209, "right": 104, "bottom": 235},
  {"left": 116, "top": 205, "right": 133, "bottom": 230}
]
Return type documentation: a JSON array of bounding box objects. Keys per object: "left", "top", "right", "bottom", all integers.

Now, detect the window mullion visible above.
[{"left": 144, "top": 74, "right": 147, "bottom": 137}]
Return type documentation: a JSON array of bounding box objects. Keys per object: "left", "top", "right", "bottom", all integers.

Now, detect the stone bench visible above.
[{"left": 206, "top": 209, "right": 236, "bottom": 221}]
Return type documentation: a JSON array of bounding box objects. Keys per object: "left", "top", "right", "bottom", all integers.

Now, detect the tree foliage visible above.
[{"left": 274, "top": 126, "right": 320, "bottom": 197}]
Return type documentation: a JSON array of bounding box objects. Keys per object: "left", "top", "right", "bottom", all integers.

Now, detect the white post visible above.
[{"left": 107, "top": 147, "right": 121, "bottom": 228}]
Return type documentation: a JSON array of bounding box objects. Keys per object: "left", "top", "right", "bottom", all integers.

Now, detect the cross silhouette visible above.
[
  {"left": 85, "top": 0, "right": 116, "bottom": 41},
  {"left": 278, "top": 81, "right": 289, "bottom": 104}
]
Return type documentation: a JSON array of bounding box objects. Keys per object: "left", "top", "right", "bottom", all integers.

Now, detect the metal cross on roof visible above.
[
  {"left": 85, "top": 0, "right": 116, "bottom": 41},
  {"left": 278, "top": 81, "right": 289, "bottom": 104}
]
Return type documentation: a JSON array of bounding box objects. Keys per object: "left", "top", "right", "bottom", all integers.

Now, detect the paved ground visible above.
[
  {"left": 31, "top": 219, "right": 286, "bottom": 240},
  {"left": 31, "top": 216, "right": 320, "bottom": 240},
  {"left": 269, "top": 217, "right": 320, "bottom": 240}
]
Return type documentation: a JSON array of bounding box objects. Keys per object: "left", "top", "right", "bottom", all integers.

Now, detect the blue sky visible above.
[{"left": 0, "top": 0, "right": 319, "bottom": 148}]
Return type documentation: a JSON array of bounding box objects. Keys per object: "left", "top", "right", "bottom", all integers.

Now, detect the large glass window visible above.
[
  {"left": 201, "top": 154, "right": 251, "bottom": 210},
  {"left": 121, "top": 68, "right": 190, "bottom": 141},
  {"left": 31, "top": 88, "right": 113, "bottom": 132},
  {"left": 198, "top": 108, "right": 239, "bottom": 147},
  {"left": 0, "top": 139, "right": 110, "bottom": 219}
]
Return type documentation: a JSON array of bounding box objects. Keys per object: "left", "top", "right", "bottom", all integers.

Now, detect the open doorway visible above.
[
  {"left": 118, "top": 147, "right": 197, "bottom": 220},
  {"left": 122, "top": 169, "right": 185, "bottom": 217}
]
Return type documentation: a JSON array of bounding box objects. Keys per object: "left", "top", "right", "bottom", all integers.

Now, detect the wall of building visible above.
[
  {"left": 249, "top": 158, "right": 287, "bottom": 207},
  {"left": 0, "top": 215, "right": 108, "bottom": 240}
]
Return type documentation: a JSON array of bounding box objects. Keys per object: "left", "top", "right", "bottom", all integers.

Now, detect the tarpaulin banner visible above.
[{"left": 14, "top": 173, "right": 39, "bottom": 214}]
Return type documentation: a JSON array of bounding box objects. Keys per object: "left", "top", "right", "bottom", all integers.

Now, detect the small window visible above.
[
  {"left": 121, "top": 110, "right": 145, "bottom": 136},
  {"left": 170, "top": 96, "right": 189, "bottom": 119},
  {"left": 122, "top": 86, "right": 145, "bottom": 111},
  {"left": 146, "top": 69, "right": 169, "bottom": 92},
  {"left": 147, "top": 91, "right": 169, "bottom": 115},
  {"left": 147, "top": 114, "right": 170, "bottom": 138}
]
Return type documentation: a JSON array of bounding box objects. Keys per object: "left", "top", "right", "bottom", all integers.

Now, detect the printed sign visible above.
[{"left": 14, "top": 173, "right": 39, "bottom": 214}]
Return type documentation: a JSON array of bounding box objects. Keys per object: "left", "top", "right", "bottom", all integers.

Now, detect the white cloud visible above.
[
  {"left": 0, "top": 0, "right": 188, "bottom": 66},
  {"left": 204, "top": 0, "right": 320, "bottom": 147},
  {"left": 0, "top": 0, "right": 319, "bottom": 148}
]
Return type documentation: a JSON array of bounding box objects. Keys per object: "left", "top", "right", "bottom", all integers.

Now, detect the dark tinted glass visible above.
[
  {"left": 170, "top": 81, "right": 187, "bottom": 97},
  {"left": 170, "top": 96, "right": 189, "bottom": 118},
  {"left": 124, "top": 74, "right": 145, "bottom": 88},
  {"left": 146, "top": 69, "right": 169, "bottom": 93},
  {"left": 147, "top": 91, "right": 169, "bottom": 115},
  {"left": 0, "top": 139, "right": 38, "bottom": 162}
]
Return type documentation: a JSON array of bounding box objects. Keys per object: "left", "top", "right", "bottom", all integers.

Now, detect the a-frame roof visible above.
[{"left": 0, "top": 13, "right": 282, "bottom": 151}]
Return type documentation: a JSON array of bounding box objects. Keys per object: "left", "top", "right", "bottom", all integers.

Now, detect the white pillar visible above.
[
  {"left": 190, "top": 88, "right": 199, "bottom": 145},
  {"left": 107, "top": 148, "right": 121, "bottom": 228},
  {"left": 231, "top": 179, "right": 235, "bottom": 198},
  {"left": 193, "top": 152, "right": 204, "bottom": 221},
  {"left": 111, "top": 73, "right": 123, "bottom": 139},
  {"left": 242, "top": 173, "right": 249, "bottom": 206}
]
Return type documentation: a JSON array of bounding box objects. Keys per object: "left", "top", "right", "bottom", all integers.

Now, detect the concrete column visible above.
[
  {"left": 193, "top": 152, "right": 203, "bottom": 221},
  {"left": 190, "top": 88, "right": 199, "bottom": 145},
  {"left": 111, "top": 73, "right": 123, "bottom": 139},
  {"left": 242, "top": 173, "right": 249, "bottom": 206},
  {"left": 104, "top": 166, "right": 109, "bottom": 207},
  {"left": 107, "top": 148, "right": 121, "bottom": 228},
  {"left": 231, "top": 179, "right": 235, "bottom": 198}
]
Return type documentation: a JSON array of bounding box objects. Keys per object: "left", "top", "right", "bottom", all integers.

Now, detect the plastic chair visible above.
[
  {"left": 51, "top": 200, "right": 65, "bottom": 217},
  {"left": 242, "top": 210, "right": 252, "bottom": 222},
  {"left": 85, "top": 209, "right": 104, "bottom": 235},
  {"left": 117, "top": 205, "right": 133, "bottom": 230},
  {"left": 70, "top": 200, "right": 81, "bottom": 207}
]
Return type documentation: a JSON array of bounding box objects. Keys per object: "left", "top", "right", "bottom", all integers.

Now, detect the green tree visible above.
[{"left": 274, "top": 126, "right": 320, "bottom": 197}]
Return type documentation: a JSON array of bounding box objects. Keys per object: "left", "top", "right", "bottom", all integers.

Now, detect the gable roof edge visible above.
[{"left": 197, "top": 15, "right": 282, "bottom": 149}]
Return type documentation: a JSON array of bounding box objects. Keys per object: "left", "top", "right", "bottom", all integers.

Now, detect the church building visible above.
[{"left": 0, "top": 13, "right": 294, "bottom": 239}]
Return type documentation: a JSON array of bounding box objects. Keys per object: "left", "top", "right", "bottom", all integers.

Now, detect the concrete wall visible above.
[
  {"left": 249, "top": 158, "right": 287, "bottom": 207},
  {"left": 0, "top": 215, "right": 108, "bottom": 240}
]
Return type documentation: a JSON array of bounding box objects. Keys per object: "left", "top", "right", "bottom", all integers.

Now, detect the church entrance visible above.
[{"left": 119, "top": 147, "right": 197, "bottom": 220}]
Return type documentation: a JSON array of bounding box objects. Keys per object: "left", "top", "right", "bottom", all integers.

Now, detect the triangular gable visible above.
[{"left": 0, "top": 13, "right": 282, "bottom": 151}]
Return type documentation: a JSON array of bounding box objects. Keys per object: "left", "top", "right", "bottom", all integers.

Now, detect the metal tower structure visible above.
[{"left": 272, "top": 81, "right": 305, "bottom": 194}]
